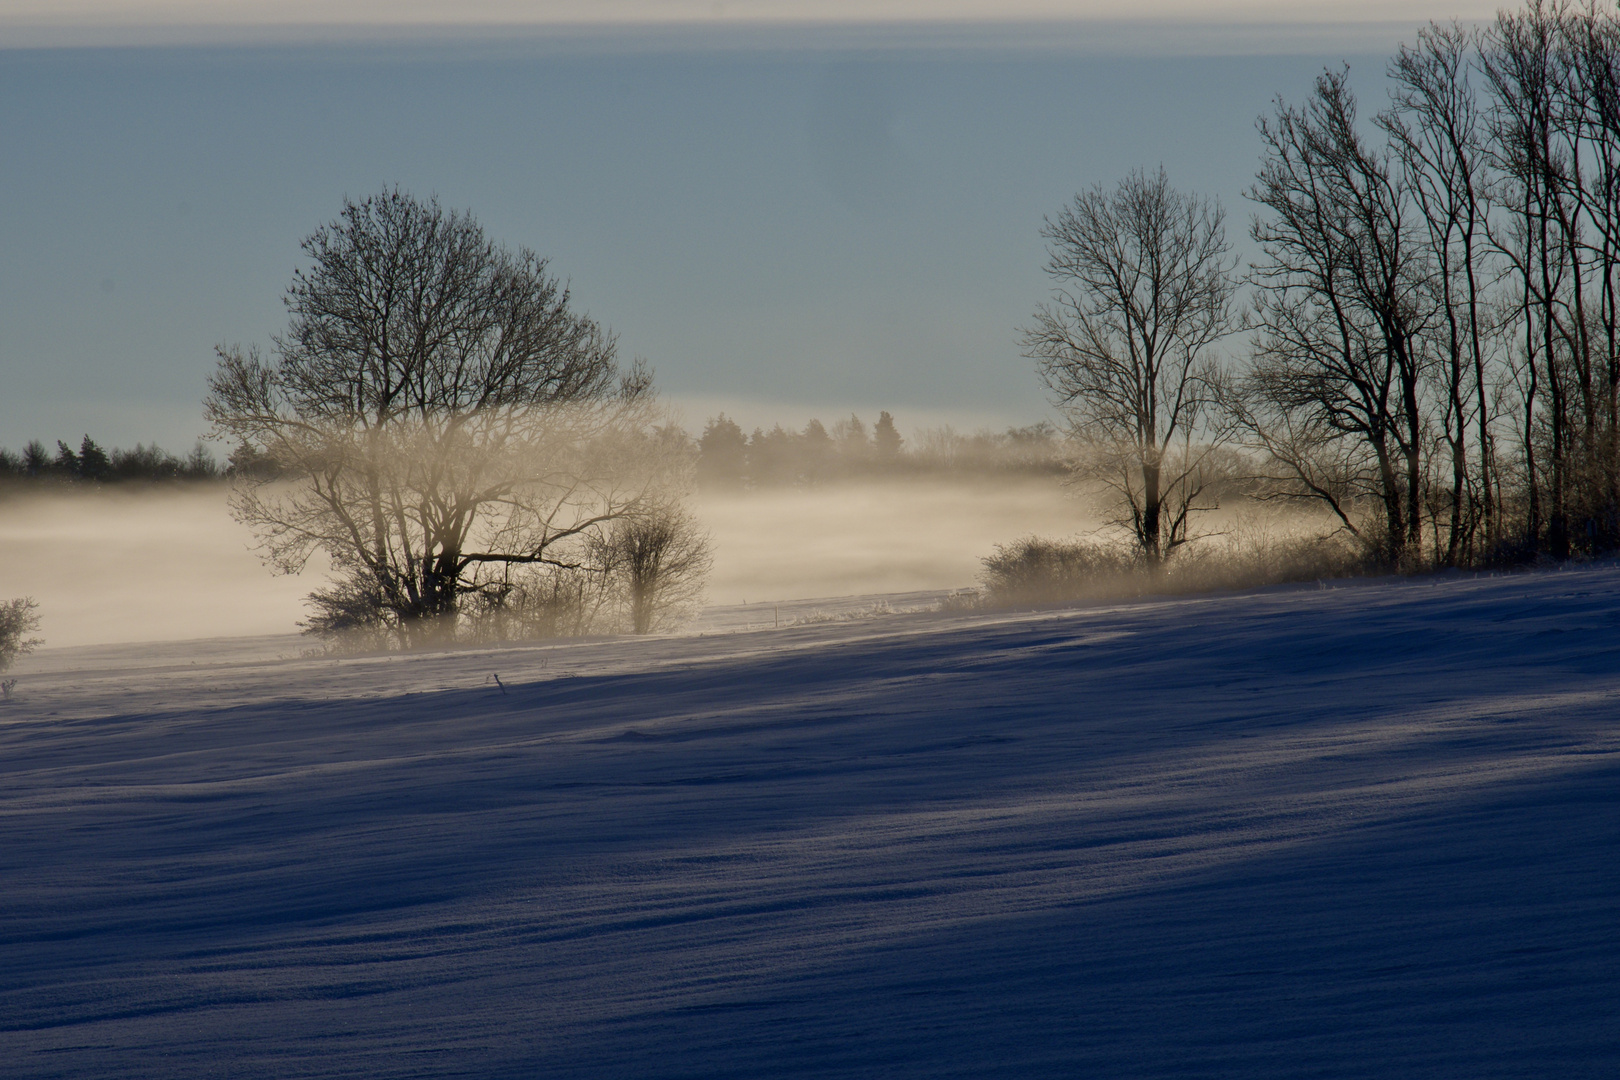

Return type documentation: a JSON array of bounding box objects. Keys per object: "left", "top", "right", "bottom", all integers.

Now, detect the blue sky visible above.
[{"left": 0, "top": 14, "right": 1451, "bottom": 450}]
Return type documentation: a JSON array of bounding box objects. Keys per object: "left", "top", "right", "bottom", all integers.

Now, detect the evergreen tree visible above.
[
  {"left": 76, "top": 436, "right": 111, "bottom": 481},
  {"left": 800, "top": 419, "right": 832, "bottom": 480},
  {"left": 53, "top": 441, "right": 78, "bottom": 475},
  {"left": 873, "top": 411, "right": 903, "bottom": 459},
  {"left": 697, "top": 414, "right": 749, "bottom": 486}
]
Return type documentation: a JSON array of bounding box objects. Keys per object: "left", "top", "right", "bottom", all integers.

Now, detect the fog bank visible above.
[
  {"left": 3, "top": 477, "right": 1090, "bottom": 647},
  {"left": 0, "top": 488, "right": 312, "bottom": 649},
  {"left": 695, "top": 476, "right": 1089, "bottom": 605}
]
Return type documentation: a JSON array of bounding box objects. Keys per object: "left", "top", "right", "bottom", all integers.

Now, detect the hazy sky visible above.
[
  {"left": 0, "top": 5, "right": 1490, "bottom": 451},
  {"left": 0, "top": 3, "right": 1497, "bottom": 36}
]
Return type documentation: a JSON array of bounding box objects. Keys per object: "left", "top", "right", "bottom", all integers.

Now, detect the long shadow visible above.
[
  {"left": 9, "top": 740, "right": 1616, "bottom": 1078},
  {"left": 3, "top": 573, "right": 1619, "bottom": 1076}
]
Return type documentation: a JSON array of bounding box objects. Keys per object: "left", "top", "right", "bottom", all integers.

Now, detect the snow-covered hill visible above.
[{"left": 3, "top": 570, "right": 1618, "bottom": 1077}]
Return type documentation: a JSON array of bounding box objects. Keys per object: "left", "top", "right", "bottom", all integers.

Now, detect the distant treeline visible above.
[
  {"left": 0, "top": 436, "right": 223, "bottom": 485},
  {"left": 695, "top": 412, "right": 1069, "bottom": 487},
  {"left": 2, "top": 417, "right": 1062, "bottom": 492}
]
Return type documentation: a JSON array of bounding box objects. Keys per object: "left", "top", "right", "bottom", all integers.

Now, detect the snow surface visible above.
[{"left": 3, "top": 569, "right": 1618, "bottom": 1077}]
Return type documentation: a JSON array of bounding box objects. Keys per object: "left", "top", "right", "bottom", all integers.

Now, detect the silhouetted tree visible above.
[
  {"left": 75, "top": 436, "right": 111, "bottom": 481},
  {"left": 182, "top": 443, "right": 219, "bottom": 479},
  {"left": 698, "top": 414, "right": 748, "bottom": 487},
  {"left": 206, "top": 188, "right": 688, "bottom": 647},
  {"left": 52, "top": 441, "right": 78, "bottom": 475},
  {"left": 831, "top": 413, "right": 869, "bottom": 465},
  {"left": 1382, "top": 20, "right": 1498, "bottom": 562},
  {"left": 0, "top": 437, "right": 217, "bottom": 484},
  {"left": 800, "top": 419, "right": 833, "bottom": 480},
  {"left": 1023, "top": 167, "right": 1238, "bottom": 568},
  {"left": 873, "top": 411, "right": 903, "bottom": 459},
  {"left": 225, "top": 441, "right": 283, "bottom": 480},
  {"left": 1243, "top": 69, "right": 1431, "bottom": 564},
  {"left": 110, "top": 444, "right": 177, "bottom": 481},
  {"left": 22, "top": 441, "right": 49, "bottom": 477},
  {"left": 748, "top": 424, "right": 796, "bottom": 483}
]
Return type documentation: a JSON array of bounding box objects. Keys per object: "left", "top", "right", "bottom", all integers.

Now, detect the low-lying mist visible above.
[
  {"left": 0, "top": 487, "right": 315, "bottom": 649},
  {"left": 3, "top": 476, "right": 1092, "bottom": 648},
  {"left": 694, "top": 475, "right": 1090, "bottom": 605}
]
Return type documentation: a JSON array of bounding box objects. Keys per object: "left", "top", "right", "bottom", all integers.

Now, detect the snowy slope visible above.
[{"left": 2, "top": 570, "right": 1618, "bottom": 1078}]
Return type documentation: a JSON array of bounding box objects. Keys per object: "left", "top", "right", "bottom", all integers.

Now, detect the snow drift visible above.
[{"left": 2, "top": 568, "right": 1617, "bottom": 1077}]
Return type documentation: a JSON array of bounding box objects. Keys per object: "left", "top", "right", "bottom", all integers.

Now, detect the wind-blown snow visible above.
[{"left": 2, "top": 569, "right": 1618, "bottom": 1077}]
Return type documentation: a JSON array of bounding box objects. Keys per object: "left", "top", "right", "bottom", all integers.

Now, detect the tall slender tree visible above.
[
  {"left": 1023, "top": 167, "right": 1238, "bottom": 568},
  {"left": 1243, "top": 69, "right": 1434, "bottom": 563},
  {"left": 1383, "top": 21, "right": 1498, "bottom": 561}
]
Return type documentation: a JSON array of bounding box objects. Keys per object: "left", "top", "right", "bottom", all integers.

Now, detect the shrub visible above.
[
  {"left": 596, "top": 508, "right": 713, "bottom": 634},
  {"left": 462, "top": 566, "right": 618, "bottom": 644},
  {"left": 0, "top": 598, "right": 43, "bottom": 674},
  {"left": 980, "top": 536, "right": 1144, "bottom": 607},
  {"left": 976, "top": 520, "right": 1370, "bottom": 610}
]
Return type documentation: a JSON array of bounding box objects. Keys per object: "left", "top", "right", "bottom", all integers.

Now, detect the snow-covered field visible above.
[{"left": 3, "top": 569, "right": 1618, "bottom": 1077}]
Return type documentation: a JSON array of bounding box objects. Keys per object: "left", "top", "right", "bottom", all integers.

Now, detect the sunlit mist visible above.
[
  {"left": 0, "top": 476, "right": 1096, "bottom": 648},
  {"left": 0, "top": 488, "right": 314, "bottom": 648},
  {"left": 696, "top": 475, "right": 1090, "bottom": 605}
]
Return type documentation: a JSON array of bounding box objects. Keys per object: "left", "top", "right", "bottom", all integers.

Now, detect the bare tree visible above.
[
  {"left": 597, "top": 506, "right": 713, "bottom": 634},
  {"left": 1022, "top": 167, "right": 1238, "bottom": 567},
  {"left": 1569, "top": 4, "right": 1620, "bottom": 529},
  {"left": 1476, "top": 0, "right": 1620, "bottom": 555},
  {"left": 1243, "top": 68, "right": 1435, "bottom": 565},
  {"left": 1383, "top": 21, "right": 1500, "bottom": 562},
  {"left": 1481, "top": 0, "right": 1579, "bottom": 555},
  {"left": 206, "top": 189, "right": 692, "bottom": 647}
]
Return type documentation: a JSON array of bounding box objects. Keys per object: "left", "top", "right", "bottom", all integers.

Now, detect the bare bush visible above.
[
  {"left": 1161, "top": 516, "right": 1371, "bottom": 593},
  {"left": 975, "top": 516, "right": 1368, "bottom": 610},
  {"left": 598, "top": 507, "right": 713, "bottom": 634},
  {"left": 300, "top": 568, "right": 398, "bottom": 652},
  {"left": 788, "top": 601, "right": 897, "bottom": 626},
  {"left": 0, "top": 597, "right": 43, "bottom": 678},
  {"left": 979, "top": 537, "right": 1143, "bottom": 607},
  {"left": 462, "top": 565, "right": 618, "bottom": 644}
]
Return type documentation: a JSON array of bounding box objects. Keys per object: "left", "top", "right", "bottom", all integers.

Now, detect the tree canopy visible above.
[{"left": 207, "top": 189, "right": 692, "bottom": 646}]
